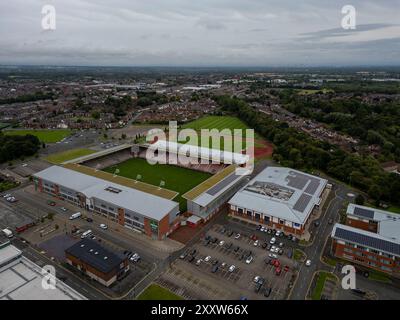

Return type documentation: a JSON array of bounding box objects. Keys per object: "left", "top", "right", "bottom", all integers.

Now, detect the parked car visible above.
[
  {"left": 191, "top": 249, "right": 197, "bottom": 256},
  {"left": 269, "top": 253, "right": 277, "bottom": 259},
  {"left": 47, "top": 200, "right": 56, "bottom": 206},
  {"left": 234, "top": 246, "right": 240, "bottom": 252},
  {"left": 266, "top": 244, "right": 272, "bottom": 251},
  {"left": 276, "top": 230, "right": 282, "bottom": 237},
  {"left": 262, "top": 242, "right": 268, "bottom": 249},
  {"left": 253, "top": 240, "right": 259, "bottom": 247},
  {"left": 305, "top": 259, "right": 312, "bottom": 267},
  {"left": 270, "top": 237, "right": 276, "bottom": 245},
  {"left": 219, "top": 240, "right": 225, "bottom": 246},
  {"left": 275, "top": 267, "right": 282, "bottom": 276},
  {"left": 179, "top": 252, "right": 187, "bottom": 259},
  {"left": 196, "top": 259, "right": 202, "bottom": 266},
  {"left": 227, "top": 230, "right": 234, "bottom": 237},
  {"left": 130, "top": 253, "right": 141, "bottom": 262},
  {"left": 253, "top": 275, "right": 261, "bottom": 283},
  {"left": 254, "top": 282, "right": 262, "bottom": 293},
  {"left": 264, "top": 258, "right": 271, "bottom": 265},
  {"left": 278, "top": 249, "right": 284, "bottom": 255},
  {"left": 260, "top": 226, "right": 265, "bottom": 232},
  {"left": 212, "top": 259, "right": 219, "bottom": 266},
  {"left": 278, "top": 242, "right": 284, "bottom": 248},
  {"left": 211, "top": 265, "right": 219, "bottom": 273},
  {"left": 60, "top": 207, "right": 68, "bottom": 212},
  {"left": 204, "top": 255, "right": 211, "bottom": 262},
  {"left": 86, "top": 218, "right": 93, "bottom": 222},
  {"left": 314, "top": 221, "right": 320, "bottom": 227},
  {"left": 264, "top": 287, "right": 272, "bottom": 297},
  {"left": 328, "top": 218, "right": 334, "bottom": 225},
  {"left": 188, "top": 256, "right": 195, "bottom": 263},
  {"left": 245, "top": 256, "right": 253, "bottom": 264},
  {"left": 221, "top": 262, "right": 227, "bottom": 268},
  {"left": 99, "top": 223, "right": 108, "bottom": 230},
  {"left": 284, "top": 265, "right": 290, "bottom": 272},
  {"left": 234, "top": 233, "right": 241, "bottom": 240},
  {"left": 228, "top": 265, "right": 236, "bottom": 272}
]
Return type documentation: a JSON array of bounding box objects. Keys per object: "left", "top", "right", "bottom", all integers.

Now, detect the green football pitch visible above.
[
  {"left": 103, "top": 157, "right": 211, "bottom": 211},
  {"left": 4, "top": 129, "right": 71, "bottom": 143}
]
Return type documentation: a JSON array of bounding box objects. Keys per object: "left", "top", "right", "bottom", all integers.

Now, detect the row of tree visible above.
[
  {"left": 0, "top": 133, "right": 41, "bottom": 163},
  {"left": 214, "top": 95, "right": 400, "bottom": 206}
]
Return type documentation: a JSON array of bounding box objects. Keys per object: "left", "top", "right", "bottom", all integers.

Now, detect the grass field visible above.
[
  {"left": 45, "top": 148, "right": 96, "bottom": 164},
  {"left": 4, "top": 129, "right": 72, "bottom": 143},
  {"left": 311, "top": 272, "right": 336, "bottom": 300},
  {"left": 103, "top": 157, "right": 211, "bottom": 211},
  {"left": 179, "top": 115, "right": 258, "bottom": 150},
  {"left": 137, "top": 284, "right": 183, "bottom": 300}
]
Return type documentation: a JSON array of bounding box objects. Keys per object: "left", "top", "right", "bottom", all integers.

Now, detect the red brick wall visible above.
[
  {"left": 332, "top": 240, "right": 397, "bottom": 274},
  {"left": 229, "top": 208, "right": 304, "bottom": 235},
  {"left": 346, "top": 217, "right": 378, "bottom": 233},
  {"left": 117, "top": 208, "right": 125, "bottom": 226}
]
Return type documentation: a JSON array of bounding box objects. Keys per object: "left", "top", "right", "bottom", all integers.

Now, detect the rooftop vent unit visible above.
[{"left": 105, "top": 186, "right": 122, "bottom": 194}]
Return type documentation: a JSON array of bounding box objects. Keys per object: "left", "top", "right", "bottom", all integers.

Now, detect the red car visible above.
[
  {"left": 275, "top": 267, "right": 282, "bottom": 276},
  {"left": 273, "top": 259, "right": 281, "bottom": 268},
  {"left": 250, "top": 234, "right": 257, "bottom": 241},
  {"left": 284, "top": 265, "right": 289, "bottom": 272}
]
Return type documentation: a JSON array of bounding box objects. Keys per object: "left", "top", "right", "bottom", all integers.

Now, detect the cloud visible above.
[{"left": 0, "top": 0, "right": 399, "bottom": 66}]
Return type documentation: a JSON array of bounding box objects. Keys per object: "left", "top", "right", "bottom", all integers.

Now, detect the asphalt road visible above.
[{"left": 289, "top": 183, "right": 350, "bottom": 300}]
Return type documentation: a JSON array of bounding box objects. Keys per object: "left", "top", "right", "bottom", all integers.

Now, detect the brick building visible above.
[
  {"left": 228, "top": 167, "right": 327, "bottom": 235},
  {"left": 65, "top": 239, "right": 129, "bottom": 287},
  {"left": 331, "top": 204, "right": 400, "bottom": 275},
  {"left": 33, "top": 166, "right": 180, "bottom": 240}
]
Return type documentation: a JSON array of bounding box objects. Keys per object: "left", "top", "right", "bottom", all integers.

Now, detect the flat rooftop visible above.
[
  {"left": 0, "top": 251, "right": 86, "bottom": 300},
  {"left": 34, "top": 165, "right": 179, "bottom": 221},
  {"left": 347, "top": 204, "right": 400, "bottom": 242},
  {"left": 63, "top": 163, "right": 178, "bottom": 200},
  {"left": 228, "top": 167, "right": 327, "bottom": 224},
  {"left": 65, "top": 239, "right": 126, "bottom": 274}
]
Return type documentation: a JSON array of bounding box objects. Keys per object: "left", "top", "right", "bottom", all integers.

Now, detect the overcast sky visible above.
[{"left": 0, "top": 0, "right": 399, "bottom": 66}]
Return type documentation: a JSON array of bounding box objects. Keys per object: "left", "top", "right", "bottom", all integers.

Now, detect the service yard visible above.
[{"left": 157, "top": 222, "right": 298, "bottom": 300}]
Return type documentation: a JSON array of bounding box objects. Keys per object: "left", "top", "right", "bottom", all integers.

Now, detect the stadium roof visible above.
[
  {"left": 34, "top": 166, "right": 179, "bottom": 221},
  {"left": 332, "top": 223, "right": 400, "bottom": 257},
  {"left": 228, "top": 167, "right": 327, "bottom": 224},
  {"left": 150, "top": 140, "right": 249, "bottom": 165},
  {"left": 62, "top": 144, "right": 133, "bottom": 164},
  {"left": 65, "top": 239, "right": 126, "bottom": 274},
  {"left": 63, "top": 163, "right": 178, "bottom": 200},
  {"left": 184, "top": 165, "right": 246, "bottom": 208},
  {"left": 347, "top": 204, "right": 400, "bottom": 241},
  {"left": 183, "top": 165, "right": 237, "bottom": 201}
]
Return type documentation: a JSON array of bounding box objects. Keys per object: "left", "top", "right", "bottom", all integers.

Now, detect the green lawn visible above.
[
  {"left": 4, "top": 129, "right": 72, "bottom": 143},
  {"left": 311, "top": 272, "right": 336, "bottom": 300},
  {"left": 137, "top": 284, "right": 183, "bottom": 300},
  {"left": 45, "top": 148, "right": 96, "bottom": 164},
  {"left": 179, "top": 115, "right": 258, "bottom": 150},
  {"left": 103, "top": 157, "right": 211, "bottom": 211}
]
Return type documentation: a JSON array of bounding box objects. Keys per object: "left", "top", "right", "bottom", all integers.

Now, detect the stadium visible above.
[{"left": 33, "top": 140, "right": 250, "bottom": 240}]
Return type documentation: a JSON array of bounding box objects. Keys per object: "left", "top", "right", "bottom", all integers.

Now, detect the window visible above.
[{"left": 238, "top": 208, "right": 244, "bottom": 214}]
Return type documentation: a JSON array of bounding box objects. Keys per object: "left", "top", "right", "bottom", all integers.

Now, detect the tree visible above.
[{"left": 355, "top": 194, "right": 365, "bottom": 205}]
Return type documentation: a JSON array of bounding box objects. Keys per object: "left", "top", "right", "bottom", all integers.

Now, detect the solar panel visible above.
[
  {"left": 304, "top": 179, "right": 320, "bottom": 195},
  {"left": 206, "top": 173, "right": 240, "bottom": 196},
  {"left": 293, "top": 193, "right": 312, "bottom": 212},
  {"left": 334, "top": 226, "right": 400, "bottom": 256},
  {"left": 287, "top": 175, "right": 308, "bottom": 190},
  {"left": 353, "top": 207, "right": 375, "bottom": 220}
]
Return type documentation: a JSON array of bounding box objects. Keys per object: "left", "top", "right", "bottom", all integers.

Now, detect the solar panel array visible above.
[
  {"left": 293, "top": 193, "right": 312, "bottom": 213},
  {"left": 206, "top": 173, "right": 240, "bottom": 196},
  {"left": 287, "top": 175, "right": 308, "bottom": 190},
  {"left": 353, "top": 207, "right": 375, "bottom": 220},
  {"left": 304, "top": 179, "right": 320, "bottom": 195},
  {"left": 334, "top": 226, "right": 400, "bottom": 256}
]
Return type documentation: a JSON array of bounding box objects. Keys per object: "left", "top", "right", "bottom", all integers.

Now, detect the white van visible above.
[
  {"left": 69, "top": 212, "right": 82, "bottom": 220},
  {"left": 81, "top": 230, "right": 93, "bottom": 239},
  {"left": 2, "top": 228, "right": 13, "bottom": 238}
]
